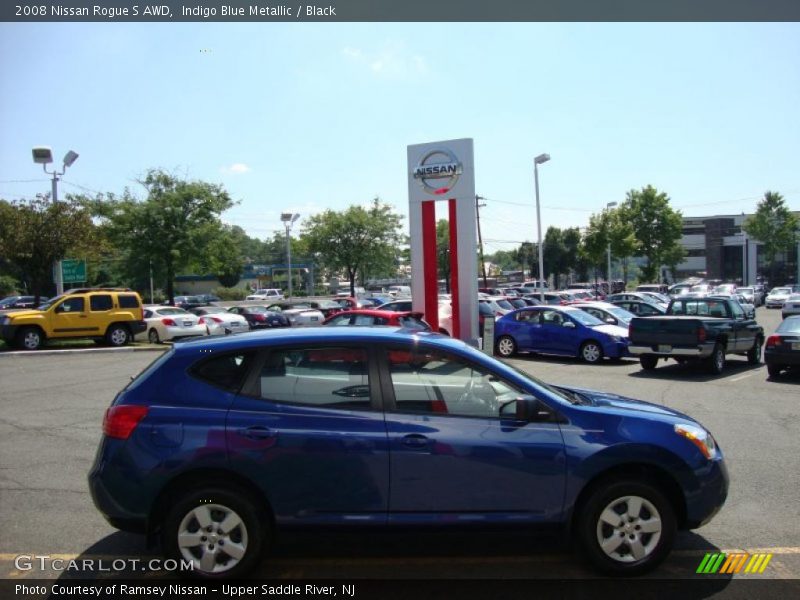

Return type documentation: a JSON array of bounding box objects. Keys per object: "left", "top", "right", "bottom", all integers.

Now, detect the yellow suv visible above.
[{"left": 1, "top": 288, "right": 146, "bottom": 350}]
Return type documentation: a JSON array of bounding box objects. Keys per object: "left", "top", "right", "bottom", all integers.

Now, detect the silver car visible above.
[
  {"left": 266, "top": 302, "right": 325, "bottom": 326},
  {"left": 766, "top": 287, "right": 793, "bottom": 308},
  {"left": 781, "top": 294, "right": 800, "bottom": 319}
]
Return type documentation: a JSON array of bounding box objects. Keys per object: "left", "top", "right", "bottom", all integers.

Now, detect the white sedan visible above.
[
  {"left": 190, "top": 306, "right": 249, "bottom": 336},
  {"left": 265, "top": 302, "right": 325, "bottom": 326},
  {"left": 766, "top": 287, "right": 793, "bottom": 308},
  {"left": 136, "top": 306, "right": 207, "bottom": 344}
]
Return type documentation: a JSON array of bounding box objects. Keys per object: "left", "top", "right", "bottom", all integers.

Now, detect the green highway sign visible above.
[{"left": 61, "top": 259, "right": 87, "bottom": 284}]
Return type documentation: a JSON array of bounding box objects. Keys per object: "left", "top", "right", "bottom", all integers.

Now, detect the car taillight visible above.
[
  {"left": 766, "top": 335, "right": 780, "bottom": 348},
  {"left": 103, "top": 405, "right": 148, "bottom": 440},
  {"left": 161, "top": 318, "right": 177, "bottom": 326},
  {"left": 697, "top": 327, "right": 706, "bottom": 343},
  {"left": 253, "top": 314, "right": 266, "bottom": 322},
  {"left": 208, "top": 316, "right": 223, "bottom": 323}
]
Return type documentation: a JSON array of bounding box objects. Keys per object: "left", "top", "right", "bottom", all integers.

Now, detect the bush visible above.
[
  {"left": 0, "top": 275, "right": 19, "bottom": 297},
  {"left": 213, "top": 287, "right": 248, "bottom": 301}
]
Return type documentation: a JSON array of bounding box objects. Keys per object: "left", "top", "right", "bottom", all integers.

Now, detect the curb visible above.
[{"left": 0, "top": 345, "right": 168, "bottom": 358}]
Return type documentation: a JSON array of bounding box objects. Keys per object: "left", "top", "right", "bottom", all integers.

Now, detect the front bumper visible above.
[{"left": 685, "top": 458, "right": 730, "bottom": 529}]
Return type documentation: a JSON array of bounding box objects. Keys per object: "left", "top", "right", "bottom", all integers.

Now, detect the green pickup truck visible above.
[{"left": 627, "top": 296, "right": 764, "bottom": 374}]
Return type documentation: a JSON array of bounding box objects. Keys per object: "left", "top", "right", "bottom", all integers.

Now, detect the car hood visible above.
[
  {"left": 559, "top": 385, "right": 695, "bottom": 421},
  {"left": 2, "top": 309, "right": 43, "bottom": 319},
  {"left": 592, "top": 324, "right": 629, "bottom": 338}
]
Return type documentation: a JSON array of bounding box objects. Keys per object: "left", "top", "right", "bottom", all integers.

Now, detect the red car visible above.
[{"left": 322, "top": 309, "right": 431, "bottom": 332}]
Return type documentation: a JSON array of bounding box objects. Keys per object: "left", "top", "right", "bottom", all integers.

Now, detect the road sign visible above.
[{"left": 61, "top": 259, "right": 87, "bottom": 284}]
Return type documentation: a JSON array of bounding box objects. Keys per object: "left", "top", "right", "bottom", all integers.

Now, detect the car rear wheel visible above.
[
  {"left": 106, "top": 325, "right": 130, "bottom": 347},
  {"left": 148, "top": 329, "right": 161, "bottom": 344},
  {"left": 16, "top": 327, "right": 43, "bottom": 351},
  {"left": 747, "top": 337, "right": 763, "bottom": 365},
  {"left": 495, "top": 335, "right": 517, "bottom": 357},
  {"left": 639, "top": 355, "right": 658, "bottom": 370},
  {"left": 580, "top": 341, "right": 603, "bottom": 364},
  {"left": 706, "top": 343, "right": 725, "bottom": 374},
  {"left": 163, "top": 486, "right": 267, "bottom": 579},
  {"left": 577, "top": 480, "right": 676, "bottom": 576}
]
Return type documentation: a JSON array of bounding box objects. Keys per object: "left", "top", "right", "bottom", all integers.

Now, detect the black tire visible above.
[
  {"left": 639, "top": 355, "right": 658, "bottom": 371},
  {"left": 747, "top": 337, "right": 763, "bottom": 365},
  {"left": 495, "top": 335, "right": 517, "bottom": 357},
  {"left": 580, "top": 340, "right": 604, "bottom": 364},
  {"left": 767, "top": 364, "right": 782, "bottom": 378},
  {"left": 16, "top": 327, "right": 43, "bottom": 351},
  {"left": 706, "top": 343, "right": 725, "bottom": 375},
  {"left": 148, "top": 328, "right": 161, "bottom": 344},
  {"left": 162, "top": 486, "right": 267, "bottom": 579},
  {"left": 105, "top": 324, "right": 130, "bottom": 347},
  {"left": 577, "top": 479, "right": 676, "bottom": 576}
]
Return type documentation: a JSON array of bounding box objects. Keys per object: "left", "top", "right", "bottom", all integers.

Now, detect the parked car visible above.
[
  {"left": 607, "top": 292, "right": 666, "bottom": 308},
  {"left": 0, "top": 295, "right": 49, "bottom": 310},
  {"left": 246, "top": 288, "right": 284, "bottom": 301},
  {"left": 376, "top": 299, "right": 413, "bottom": 312},
  {"left": 195, "top": 294, "right": 221, "bottom": 304},
  {"left": 765, "top": 315, "right": 800, "bottom": 377},
  {"left": 636, "top": 284, "right": 669, "bottom": 295},
  {"left": 707, "top": 294, "right": 755, "bottom": 319},
  {"left": 780, "top": 294, "right": 800, "bottom": 319},
  {"left": 609, "top": 300, "right": 667, "bottom": 317},
  {"left": 494, "top": 305, "right": 629, "bottom": 363},
  {"left": 228, "top": 305, "right": 290, "bottom": 329},
  {"left": 1, "top": 287, "right": 145, "bottom": 350},
  {"left": 737, "top": 287, "right": 759, "bottom": 307},
  {"left": 302, "top": 299, "right": 346, "bottom": 319},
  {"left": 265, "top": 302, "right": 325, "bottom": 326},
  {"left": 190, "top": 306, "right": 249, "bottom": 336},
  {"left": 765, "top": 287, "right": 793, "bottom": 309},
  {"left": 169, "top": 296, "right": 208, "bottom": 311},
  {"left": 711, "top": 284, "right": 737, "bottom": 295},
  {"left": 627, "top": 296, "right": 764, "bottom": 374},
  {"left": 89, "top": 327, "right": 728, "bottom": 578},
  {"left": 137, "top": 306, "right": 207, "bottom": 344},
  {"left": 323, "top": 309, "right": 430, "bottom": 331},
  {"left": 571, "top": 301, "right": 637, "bottom": 328}
]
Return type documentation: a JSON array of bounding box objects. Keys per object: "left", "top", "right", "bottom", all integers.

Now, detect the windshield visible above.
[
  {"left": 566, "top": 309, "right": 605, "bottom": 327},
  {"left": 772, "top": 288, "right": 792, "bottom": 295},
  {"left": 501, "top": 360, "right": 589, "bottom": 405},
  {"left": 495, "top": 299, "right": 514, "bottom": 310}
]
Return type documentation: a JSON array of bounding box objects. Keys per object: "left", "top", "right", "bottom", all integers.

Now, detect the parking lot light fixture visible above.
[
  {"left": 534, "top": 153, "right": 550, "bottom": 302},
  {"left": 281, "top": 212, "right": 300, "bottom": 298}
]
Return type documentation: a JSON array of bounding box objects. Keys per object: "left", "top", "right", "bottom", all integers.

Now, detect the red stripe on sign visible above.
[
  {"left": 422, "top": 201, "right": 439, "bottom": 331},
  {"left": 449, "top": 199, "right": 460, "bottom": 339}
]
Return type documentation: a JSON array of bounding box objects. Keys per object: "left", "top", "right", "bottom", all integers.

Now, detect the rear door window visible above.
[{"left": 90, "top": 294, "right": 113, "bottom": 311}]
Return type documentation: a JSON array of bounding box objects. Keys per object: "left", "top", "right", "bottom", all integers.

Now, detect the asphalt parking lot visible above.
[{"left": 0, "top": 307, "right": 798, "bottom": 590}]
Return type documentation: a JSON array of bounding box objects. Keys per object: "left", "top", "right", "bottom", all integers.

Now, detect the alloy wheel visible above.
[
  {"left": 177, "top": 503, "right": 249, "bottom": 575},
  {"left": 595, "top": 495, "right": 662, "bottom": 563}
]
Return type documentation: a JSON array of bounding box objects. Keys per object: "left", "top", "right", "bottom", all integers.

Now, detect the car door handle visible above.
[
  {"left": 401, "top": 434, "right": 429, "bottom": 448},
  {"left": 238, "top": 426, "right": 277, "bottom": 440}
]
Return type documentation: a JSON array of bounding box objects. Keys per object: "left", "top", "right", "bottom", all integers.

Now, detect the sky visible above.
[{"left": 1, "top": 22, "right": 799, "bottom": 257}]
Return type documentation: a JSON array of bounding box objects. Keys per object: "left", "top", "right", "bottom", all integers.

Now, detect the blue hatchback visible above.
[
  {"left": 89, "top": 328, "right": 727, "bottom": 578},
  {"left": 494, "top": 305, "right": 630, "bottom": 363}
]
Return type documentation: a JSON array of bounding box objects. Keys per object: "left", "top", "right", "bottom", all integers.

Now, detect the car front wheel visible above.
[
  {"left": 163, "top": 486, "right": 267, "bottom": 579},
  {"left": 17, "top": 327, "right": 43, "bottom": 350},
  {"left": 577, "top": 480, "right": 676, "bottom": 576}
]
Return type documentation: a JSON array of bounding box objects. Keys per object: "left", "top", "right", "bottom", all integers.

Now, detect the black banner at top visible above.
[{"left": 3, "top": 0, "right": 800, "bottom": 22}]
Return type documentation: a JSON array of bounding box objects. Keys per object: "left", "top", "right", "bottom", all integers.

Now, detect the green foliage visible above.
[
  {"left": 302, "top": 198, "right": 403, "bottom": 297},
  {"left": 743, "top": 191, "right": 798, "bottom": 282},
  {"left": 212, "top": 286, "right": 248, "bottom": 300},
  {"left": 621, "top": 186, "right": 684, "bottom": 282},
  {"left": 0, "top": 275, "right": 19, "bottom": 296},
  {"left": 0, "top": 196, "right": 98, "bottom": 299}
]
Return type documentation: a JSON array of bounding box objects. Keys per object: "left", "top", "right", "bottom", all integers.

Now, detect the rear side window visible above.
[
  {"left": 118, "top": 294, "right": 140, "bottom": 308},
  {"left": 398, "top": 316, "right": 429, "bottom": 331},
  {"left": 258, "top": 347, "right": 371, "bottom": 410},
  {"left": 90, "top": 295, "right": 113, "bottom": 311},
  {"left": 190, "top": 351, "right": 257, "bottom": 392}
]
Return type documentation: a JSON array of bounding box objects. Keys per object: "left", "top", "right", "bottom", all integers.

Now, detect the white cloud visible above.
[
  {"left": 220, "top": 163, "right": 251, "bottom": 174},
  {"left": 342, "top": 41, "right": 429, "bottom": 79}
]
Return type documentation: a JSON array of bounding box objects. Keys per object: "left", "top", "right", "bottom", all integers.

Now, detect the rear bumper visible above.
[
  {"left": 628, "top": 343, "right": 714, "bottom": 358},
  {"left": 130, "top": 321, "right": 147, "bottom": 335},
  {"left": 765, "top": 349, "right": 800, "bottom": 367}
]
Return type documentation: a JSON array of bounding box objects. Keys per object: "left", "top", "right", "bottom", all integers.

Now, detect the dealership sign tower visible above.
[{"left": 408, "top": 138, "right": 478, "bottom": 345}]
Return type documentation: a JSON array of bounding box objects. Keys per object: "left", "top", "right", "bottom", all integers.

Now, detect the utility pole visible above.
[{"left": 476, "top": 195, "right": 488, "bottom": 287}]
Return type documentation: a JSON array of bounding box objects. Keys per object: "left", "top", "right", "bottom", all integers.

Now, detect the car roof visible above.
[{"left": 170, "top": 327, "right": 455, "bottom": 356}]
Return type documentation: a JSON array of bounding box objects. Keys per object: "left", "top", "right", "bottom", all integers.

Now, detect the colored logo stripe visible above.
[{"left": 697, "top": 553, "right": 773, "bottom": 574}]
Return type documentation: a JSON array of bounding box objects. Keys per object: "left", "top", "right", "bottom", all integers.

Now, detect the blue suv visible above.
[{"left": 89, "top": 328, "right": 728, "bottom": 578}]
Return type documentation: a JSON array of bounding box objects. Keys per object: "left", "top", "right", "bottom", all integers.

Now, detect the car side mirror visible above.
[
  {"left": 563, "top": 321, "right": 576, "bottom": 328},
  {"left": 515, "top": 395, "right": 557, "bottom": 422}
]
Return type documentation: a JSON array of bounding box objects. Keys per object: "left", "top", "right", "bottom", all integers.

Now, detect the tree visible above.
[
  {"left": 582, "top": 212, "right": 611, "bottom": 284},
  {"left": 608, "top": 209, "right": 638, "bottom": 284},
  {"left": 743, "top": 191, "right": 799, "bottom": 285},
  {"left": 622, "top": 186, "right": 684, "bottom": 283},
  {"left": 302, "top": 200, "right": 403, "bottom": 297},
  {"left": 562, "top": 227, "right": 587, "bottom": 282},
  {"left": 543, "top": 227, "right": 566, "bottom": 287},
  {"left": 89, "top": 170, "right": 235, "bottom": 303},
  {"left": 0, "top": 196, "right": 98, "bottom": 301},
  {"left": 436, "top": 219, "right": 451, "bottom": 292}
]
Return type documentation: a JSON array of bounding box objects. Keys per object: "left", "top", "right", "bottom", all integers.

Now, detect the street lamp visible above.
[
  {"left": 281, "top": 212, "right": 300, "bottom": 298},
  {"left": 534, "top": 153, "right": 550, "bottom": 302},
  {"left": 606, "top": 202, "right": 618, "bottom": 286},
  {"left": 32, "top": 146, "right": 79, "bottom": 295}
]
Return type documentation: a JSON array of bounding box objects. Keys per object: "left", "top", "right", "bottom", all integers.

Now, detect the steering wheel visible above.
[{"left": 458, "top": 376, "right": 498, "bottom": 414}]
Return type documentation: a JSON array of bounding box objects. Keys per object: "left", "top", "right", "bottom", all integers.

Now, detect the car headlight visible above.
[{"left": 674, "top": 423, "right": 717, "bottom": 460}]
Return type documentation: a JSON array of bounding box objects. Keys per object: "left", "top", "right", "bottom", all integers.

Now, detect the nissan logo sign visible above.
[{"left": 412, "top": 148, "right": 463, "bottom": 195}]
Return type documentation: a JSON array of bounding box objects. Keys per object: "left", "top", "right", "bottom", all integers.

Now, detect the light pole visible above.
[
  {"left": 32, "top": 146, "right": 79, "bottom": 295},
  {"left": 606, "top": 202, "right": 618, "bottom": 286},
  {"left": 281, "top": 212, "right": 300, "bottom": 298},
  {"left": 534, "top": 153, "right": 550, "bottom": 301}
]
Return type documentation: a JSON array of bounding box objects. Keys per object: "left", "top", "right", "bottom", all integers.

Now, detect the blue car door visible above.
[
  {"left": 226, "top": 345, "right": 389, "bottom": 526},
  {"left": 505, "top": 308, "right": 543, "bottom": 352},
  {"left": 381, "top": 344, "right": 566, "bottom": 522}
]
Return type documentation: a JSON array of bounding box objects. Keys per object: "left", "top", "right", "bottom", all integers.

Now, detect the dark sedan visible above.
[
  {"left": 765, "top": 316, "right": 800, "bottom": 378},
  {"left": 227, "top": 305, "right": 289, "bottom": 329},
  {"left": 167, "top": 295, "right": 209, "bottom": 310},
  {"left": 0, "top": 295, "right": 48, "bottom": 310}
]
